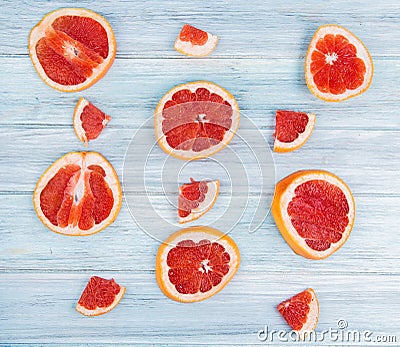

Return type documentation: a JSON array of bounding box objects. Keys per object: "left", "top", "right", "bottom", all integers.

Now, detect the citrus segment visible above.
[
  {"left": 33, "top": 152, "right": 122, "bottom": 236},
  {"left": 178, "top": 178, "right": 220, "bottom": 223},
  {"left": 272, "top": 170, "right": 355, "bottom": 259},
  {"left": 73, "top": 97, "right": 111, "bottom": 143},
  {"left": 76, "top": 276, "right": 126, "bottom": 316},
  {"left": 305, "top": 25, "right": 373, "bottom": 101},
  {"left": 174, "top": 24, "right": 218, "bottom": 57},
  {"left": 277, "top": 288, "right": 319, "bottom": 337},
  {"left": 274, "top": 110, "right": 316, "bottom": 152},
  {"left": 29, "top": 8, "right": 116, "bottom": 92},
  {"left": 155, "top": 81, "right": 240, "bottom": 160},
  {"left": 156, "top": 226, "right": 240, "bottom": 302}
]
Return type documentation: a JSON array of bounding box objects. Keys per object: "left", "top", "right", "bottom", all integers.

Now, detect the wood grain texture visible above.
[{"left": 0, "top": 0, "right": 399, "bottom": 345}]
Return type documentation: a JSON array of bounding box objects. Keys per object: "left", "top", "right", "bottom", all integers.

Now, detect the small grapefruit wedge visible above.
[
  {"left": 174, "top": 24, "right": 218, "bottom": 57},
  {"left": 272, "top": 170, "right": 355, "bottom": 259},
  {"left": 29, "top": 8, "right": 116, "bottom": 92},
  {"left": 277, "top": 288, "right": 319, "bottom": 337},
  {"left": 155, "top": 81, "right": 240, "bottom": 160},
  {"left": 73, "top": 97, "right": 111, "bottom": 144},
  {"left": 274, "top": 110, "right": 316, "bottom": 153},
  {"left": 305, "top": 24, "right": 373, "bottom": 102},
  {"left": 156, "top": 226, "right": 240, "bottom": 303},
  {"left": 178, "top": 178, "right": 220, "bottom": 223},
  {"left": 76, "top": 276, "right": 126, "bottom": 316},
  {"left": 33, "top": 152, "right": 122, "bottom": 236}
]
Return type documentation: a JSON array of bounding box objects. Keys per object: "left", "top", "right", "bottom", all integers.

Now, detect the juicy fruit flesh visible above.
[
  {"left": 178, "top": 179, "right": 208, "bottom": 218},
  {"left": 288, "top": 180, "right": 349, "bottom": 251},
  {"left": 162, "top": 88, "right": 233, "bottom": 152},
  {"left": 179, "top": 24, "right": 208, "bottom": 46},
  {"left": 35, "top": 15, "right": 109, "bottom": 86},
  {"left": 311, "top": 33, "right": 366, "bottom": 95},
  {"left": 80, "top": 103, "right": 111, "bottom": 141},
  {"left": 40, "top": 163, "right": 114, "bottom": 230},
  {"left": 277, "top": 290, "right": 312, "bottom": 331},
  {"left": 78, "top": 276, "right": 121, "bottom": 310},
  {"left": 275, "top": 111, "right": 309, "bottom": 143},
  {"left": 167, "top": 239, "right": 230, "bottom": 294}
]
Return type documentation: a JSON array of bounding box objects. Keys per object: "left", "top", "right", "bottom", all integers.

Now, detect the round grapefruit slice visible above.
[
  {"left": 29, "top": 8, "right": 116, "bottom": 92},
  {"left": 154, "top": 81, "right": 240, "bottom": 160},
  {"left": 73, "top": 97, "right": 111, "bottom": 144},
  {"left": 178, "top": 178, "right": 220, "bottom": 223},
  {"left": 277, "top": 288, "right": 319, "bottom": 338},
  {"left": 272, "top": 170, "right": 355, "bottom": 259},
  {"left": 76, "top": 276, "right": 126, "bottom": 316},
  {"left": 305, "top": 24, "right": 373, "bottom": 102},
  {"left": 33, "top": 152, "right": 122, "bottom": 236},
  {"left": 274, "top": 110, "right": 316, "bottom": 153},
  {"left": 156, "top": 226, "right": 240, "bottom": 303},
  {"left": 174, "top": 24, "right": 218, "bottom": 57}
]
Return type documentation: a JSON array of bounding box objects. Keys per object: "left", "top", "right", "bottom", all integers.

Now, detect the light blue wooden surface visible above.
[{"left": 1, "top": 0, "right": 400, "bottom": 345}]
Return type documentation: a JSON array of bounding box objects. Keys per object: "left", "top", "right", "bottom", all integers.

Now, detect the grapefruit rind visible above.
[
  {"left": 154, "top": 81, "right": 240, "bottom": 160},
  {"left": 179, "top": 180, "right": 220, "bottom": 224},
  {"left": 174, "top": 27, "right": 218, "bottom": 57},
  {"left": 278, "top": 288, "right": 319, "bottom": 339},
  {"left": 272, "top": 170, "right": 355, "bottom": 260},
  {"left": 28, "top": 8, "right": 116, "bottom": 92},
  {"left": 72, "top": 97, "right": 111, "bottom": 143},
  {"left": 32, "top": 151, "right": 122, "bottom": 236},
  {"left": 274, "top": 113, "right": 316, "bottom": 153},
  {"left": 155, "top": 226, "right": 240, "bottom": 303},
  {"left": 305, "top": 24, "right": 373, "bottom": 102},
  {"left": 76, "top": 285, "right": 126, "bottom": 316},
  {"left": 72, "top": 97, "right": 90, "bottom": 143}
]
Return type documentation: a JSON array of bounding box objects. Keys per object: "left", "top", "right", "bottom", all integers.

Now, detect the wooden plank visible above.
[
  {"left": 0, "top": 194, "right": 399, "bottom": 273},
  {"left": 0, "top": 127, "right": 399, "bottom": 194},
  {"left": 1, "top": 57, "right": 400, "bottom": 129},
  {"left": 1, "top": 0, "right": 399, "bottom": 57},
  {"left": 0, "top": 272, "right": 399, "bottom": 344}
]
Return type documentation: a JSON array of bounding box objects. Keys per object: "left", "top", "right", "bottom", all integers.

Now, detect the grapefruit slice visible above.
[
  {"left": 154, "top": 81, "right": 240, "bottom": 160},
  {"left": 272, "top": 170, "right": 355, "bottom": 259},
  {"left": 76, "top": 276, "right": 126, "bottom": 316},
  {"left": 73, "top": 97, "right": 111, "bottom": 144},
  {"left": 156, "top": 226, "right": 240, "bottom": 302},
  {"left": 305, "top": 24, "right": 373, "bottom": 102},
  {"left": 33, "top": 152, "right": 122, "bottom": 236},
  {"left": 274, "top": 110, "right": 316, "bottom": 153},
  {"left": 178, "top": 178, "right": 220, "bottom": 223},
  {"left": 174, "top": 24, "right": 218, "bottom": 57},
  {"left": 277, "top": 288, "right": 319, "bottom": 338},
  {"left": 29, "top": 8, "right": 116, "bottom": 92}
]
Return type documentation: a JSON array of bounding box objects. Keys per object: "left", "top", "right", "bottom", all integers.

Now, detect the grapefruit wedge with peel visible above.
[
  {"left": 178, "top": 178, "right": 220, "bottom": 223},
  {"left": 155, "top": 81, "right": 240, "bottom": 160},
  {"left": 73, "top": 97, "right": 111, "bottom": 144},
  {"left": 29, "top": 8, "right": 116, "bottom": 92},
  {"left": 174, "top": 24, "right": 218, "bottom": 57},
  {"left": 272, "top": 170, "right": 355, "bottom": 259},
  {"left": 33, "top": 152, "right": 122, "bottom": 236},
  {"left": 277, "top": 288, "right": 319, "bottom": 338},
  {"left": 76, "top": 276, "right": 126, "bottom": 316},
  {"left": 305, "top": 24, "right": 373, "bottom": 102},
  {"left": 156, "top": 226, "right": 240, "bottom": 303},
  {"left": 274, "top": 110, "right": 316, "bottom": 153}
]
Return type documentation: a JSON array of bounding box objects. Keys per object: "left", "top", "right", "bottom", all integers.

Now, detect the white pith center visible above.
[
  {"left": 196, "top": 113, "right": 207, "bottom": 122},
  {"left": 73, "top": 172, "right": 85, "bottom": 203},
  {"left": 64, "top": 42, "right": 79, "bottom": 59},
  {"left": 199, "top": 259, "right": 212, "bottom": 273},
  {"left": 325, "top": 52, "right": 338, "bottom": 65}
]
